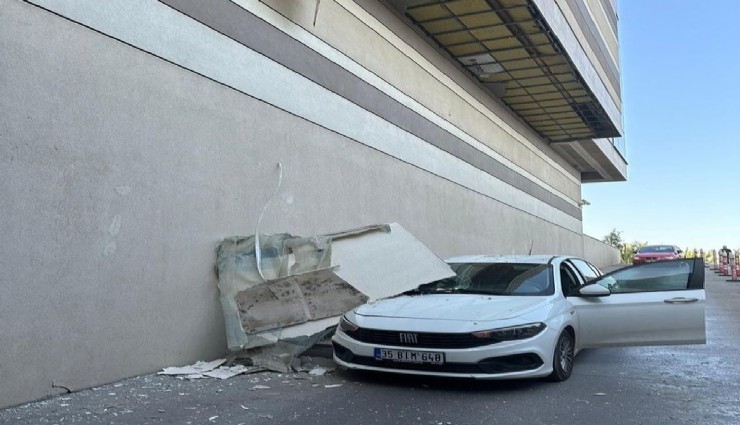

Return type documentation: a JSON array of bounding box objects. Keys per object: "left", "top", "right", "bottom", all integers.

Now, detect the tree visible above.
[
  {"left": 602, "top": 228, "right": 624, "bottom": 250},
  {"left": 602, "top": 230, "right": 648, "bottom": 263},
  {"left": 622, "top": 240, "right": 647, "bottom": 264}
]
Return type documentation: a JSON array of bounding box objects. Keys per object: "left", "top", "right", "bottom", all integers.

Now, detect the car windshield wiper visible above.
[
  {"left": 459, "top": 289, "right": 499, "bottom": 295},
  {"left": 427, "top": 288, "right": 495, "bottom": 295},
  {"left": 404, "top": 281, "right": 501, "bottom": 296},
  {"left": 402, "top": 287, "right": 426, "bottom": 295}
]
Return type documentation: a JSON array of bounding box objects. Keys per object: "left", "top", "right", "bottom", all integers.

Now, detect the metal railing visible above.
[{"left": 611, "top": 136, "right": 626, "bottom": 159}]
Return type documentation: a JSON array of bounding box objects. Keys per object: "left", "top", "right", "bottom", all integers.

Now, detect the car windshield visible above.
[
  {"left": 415, "top": 262, "right": 553, "bottom": 296},
  {"left": 639, "top": 245, "right": 674, "bottom": 253}
]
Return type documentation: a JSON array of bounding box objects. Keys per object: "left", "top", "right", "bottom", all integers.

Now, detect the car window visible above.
[
  {"left": 586, "top": 262, "right": 602, "bottom": 277},
  {"left": 638, "top": 245, "right": 675, "bottom": 253},
  {"left": 559, "top": 264, "right": 581, "bottom": 297},
  {"left": 594, "top": 260, "right": 695, "bottom": 293},
  {"left": 422, "top": 263, "right": 555, "bottom": 296},
  {"left": 570, "top": 259, "right": 599, "bottom": 281}
]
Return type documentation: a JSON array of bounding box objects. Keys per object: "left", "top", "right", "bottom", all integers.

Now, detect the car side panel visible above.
[
  {"left": 571, "top": 289, "right": 706, "bottom": 347},
  {"left": 571, "top": 259, "right": 706, "bottom": 347}
]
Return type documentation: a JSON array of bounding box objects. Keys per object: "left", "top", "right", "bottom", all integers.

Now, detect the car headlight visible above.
[
  {"left": 338, "top": 315, "right": 358, "bottom": 333},
  {"left": 471, "top": 323, "right": 546, "bottom": 341}
]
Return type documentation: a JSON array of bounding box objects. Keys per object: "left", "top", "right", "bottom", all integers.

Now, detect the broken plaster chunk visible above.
[
  {"left": 217, "top": 223, "right": 454, "bottom": 352},
  {"left": 251, "top": 385, "right": 271, "bottom": 390},
  {"left": 324, "top": 384, "right": 342, "bottom": 388},
  {"left": 300, "top": 357, "right": 337, "bottom": 371},
  {"left": 159, "top": 360, "right": 261, "bottom": 380},
  {"left": 308, "top": 367, "right": 327, "bottom": 376},
  {"left": 158, "top": 359, "right": 227, "bottom": 376},
  {"left": 201, "top": 365, "right": 254, "bottom": 380},
  {"left": 234, "top": 268, "right": 367, "bottom": 333},
  {"left": 177, "top": 374, "right": 207, "bottom": 380}
]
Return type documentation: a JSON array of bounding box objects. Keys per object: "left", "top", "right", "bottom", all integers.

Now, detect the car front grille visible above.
[
  {"left": 333, "top": 342, "right": 543, "bottom": 374},
  {"left": 343, "top": 327, "right": 497, "bottom": 349}
]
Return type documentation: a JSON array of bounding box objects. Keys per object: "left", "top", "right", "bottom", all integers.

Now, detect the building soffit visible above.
[{"left": 382, "top": 0, "right": 626, "bottom": 182}]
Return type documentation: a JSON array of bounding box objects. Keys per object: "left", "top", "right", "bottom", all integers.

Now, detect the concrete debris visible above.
[
  {"left": 233, "top": 327, "right": 334, "bottom": 373},
  {"left": 158, "top": 359, "right": 226, "bottom": 376},
  {"left": 306, "top": 357, "right": 336, "bottom": 369},
  {"left": 295, "top": 354, "right": 337, "bottom": 373},
  {"left": 324, "top": 384, "right": 342, "bottom": 388},
  {"left": 216, "top": 223, "right": 454, "bottom": 369},
  {"left": 251, "top": 385, "right": 271, "bottom": 390},
  {"left": 158, "top": 359, "right": 261, "bottom": 380},
  {"left": 200, "top": 365, "right": 256, "bottom": 380},
  {"left": 308, "top": 367, "right": 326, "bottom": 376}
]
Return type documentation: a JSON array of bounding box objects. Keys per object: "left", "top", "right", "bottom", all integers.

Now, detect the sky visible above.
[{"left": 581, "top": 0, "right": 740, "bottom": 251}]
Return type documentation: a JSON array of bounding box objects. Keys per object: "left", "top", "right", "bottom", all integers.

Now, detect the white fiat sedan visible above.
[{"left": 332, "top": 255, "right": 706, "bottom": 381}]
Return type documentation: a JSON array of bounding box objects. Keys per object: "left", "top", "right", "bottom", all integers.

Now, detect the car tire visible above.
[{"left": 547, "top": 330, "right": 574, "bottom": 382}]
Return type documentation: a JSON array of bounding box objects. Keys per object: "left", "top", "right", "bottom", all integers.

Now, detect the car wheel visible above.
[{"left": 547, "top": 330, "right": 574, "bottom": 382}]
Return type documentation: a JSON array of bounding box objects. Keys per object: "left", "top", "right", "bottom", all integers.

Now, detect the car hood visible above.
[{"left": 354, "top": 294, "right": 551, "bottom": 322}]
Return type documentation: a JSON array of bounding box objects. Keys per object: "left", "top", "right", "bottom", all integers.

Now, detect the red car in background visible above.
[{"left": 632, "top": 245, "right": 683, "bottom": 264}]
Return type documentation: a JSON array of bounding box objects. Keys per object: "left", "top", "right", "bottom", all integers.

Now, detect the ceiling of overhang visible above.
[
  {"left": 551, "top": 141, "right": 626, "bottom": 182},
  {"left": 386, "top": 0, "right": 620, "bottom": 143}
]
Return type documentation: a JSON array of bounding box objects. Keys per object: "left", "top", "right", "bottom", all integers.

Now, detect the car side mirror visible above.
[{"left": 577, "top": 283, "right": 611, "bottom": 297}]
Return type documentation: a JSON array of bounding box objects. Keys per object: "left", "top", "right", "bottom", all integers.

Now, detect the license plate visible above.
[{"left": 374, "top": 348, "right": 445, "bottom": 365}]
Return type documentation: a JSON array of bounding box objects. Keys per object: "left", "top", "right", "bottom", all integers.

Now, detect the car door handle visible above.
[{"left": 663, "top": 297, "right": 698, "bottom": 304}]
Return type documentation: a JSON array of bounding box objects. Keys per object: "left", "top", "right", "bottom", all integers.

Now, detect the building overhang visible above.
[
  {"left": 383, "top": 0, "right": 626, "bottom": 181},
  {"left": 552, "top": 138, "right": 627, "bottom": 182}
]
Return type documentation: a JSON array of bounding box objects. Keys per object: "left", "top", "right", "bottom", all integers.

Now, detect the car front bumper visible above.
[{"left": 331, "top": 326, "right": 559, "bottom": 380}]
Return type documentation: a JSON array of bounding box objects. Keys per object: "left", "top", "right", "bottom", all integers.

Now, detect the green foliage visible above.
[
  {"left": 622, "top": 241, "right": 647, "bottom": 264},
  {"left": 602, "top": 228, "right": 624, "bottom": 249},
  {"left": 602, "top": 229, "right": 648, "bottom": 263}
]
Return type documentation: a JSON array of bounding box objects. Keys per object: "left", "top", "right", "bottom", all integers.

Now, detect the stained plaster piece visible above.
[
  {"left": 235, "top": 268, "right": 368, "bottom": 333},
  {"left": 216, "top": 223, "right": 454, "bottom": 352}
]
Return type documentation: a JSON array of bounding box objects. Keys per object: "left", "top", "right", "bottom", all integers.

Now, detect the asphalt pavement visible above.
[{"left": 1, "top": 266, "right": 738, "bottom": 425}]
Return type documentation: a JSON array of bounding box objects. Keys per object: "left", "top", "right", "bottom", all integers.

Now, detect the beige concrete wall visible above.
[
  {"left": 1, "top": 0, "right": 595, "bottom": 408},
  {"left": 583, "top": 235, "right": 621, "bottom": 268},
  {"left": 256, "top": 0, "right": 583, "bottom": 205}
]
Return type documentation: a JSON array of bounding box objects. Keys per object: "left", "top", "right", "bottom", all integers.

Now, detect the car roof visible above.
[{"left": 445, "top": 254, "right": 567, "bottom": 264}]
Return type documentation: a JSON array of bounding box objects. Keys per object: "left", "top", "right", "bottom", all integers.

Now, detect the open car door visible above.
[{"left": 571, "top": 259, "right": 706, "bottom": 348}]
